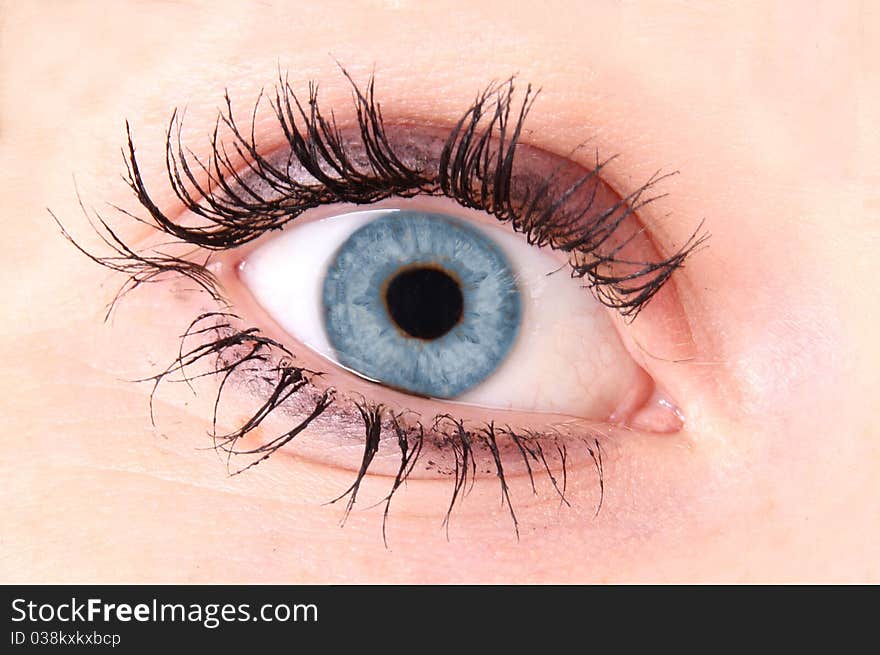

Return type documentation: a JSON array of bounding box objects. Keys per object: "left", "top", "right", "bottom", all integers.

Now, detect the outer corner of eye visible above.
[{"left": 232, "top": 205, "right": 682, "bottom": 432}]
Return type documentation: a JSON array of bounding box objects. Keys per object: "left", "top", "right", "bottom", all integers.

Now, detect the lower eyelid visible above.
[{"left": 199, "top": 344, "right": 612, "bottom": 511}]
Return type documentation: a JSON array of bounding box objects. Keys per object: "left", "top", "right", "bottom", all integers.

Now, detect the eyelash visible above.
[{"left": 54, "top": 70, "right": 703, "bottom": 543}]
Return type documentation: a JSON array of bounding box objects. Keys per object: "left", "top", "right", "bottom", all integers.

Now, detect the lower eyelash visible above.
[{"left": 136, "top": 309, "right": 604, "bottom": 545}]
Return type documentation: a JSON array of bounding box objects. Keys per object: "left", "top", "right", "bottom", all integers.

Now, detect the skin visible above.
[{"left": 1, "top": 0, "right": 877, "bottom": 583}]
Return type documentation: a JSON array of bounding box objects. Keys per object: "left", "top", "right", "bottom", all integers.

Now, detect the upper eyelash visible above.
[
  {"left": 53, "top": 69, "right": 701, "bottom": 543},
  {"left": 122, "top": 70, "right": 705, "bottom": 317}
]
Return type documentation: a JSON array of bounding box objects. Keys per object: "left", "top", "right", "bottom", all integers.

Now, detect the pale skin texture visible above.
[{"left": 1, "top": 0, "right": 878, "bottom": 583}]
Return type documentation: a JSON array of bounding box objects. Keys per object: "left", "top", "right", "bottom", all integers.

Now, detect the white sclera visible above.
[{"left": 241, "top": 209, "right": 642, "bottom": 418}]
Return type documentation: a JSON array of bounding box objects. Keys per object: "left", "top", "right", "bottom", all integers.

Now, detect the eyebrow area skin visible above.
[{"left": 0, "top": 0, "right": 877, "bottom": 583}]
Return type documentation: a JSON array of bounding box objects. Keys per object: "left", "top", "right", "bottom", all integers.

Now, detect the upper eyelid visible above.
[{"left": 118, "top": 70, "right": 705, "bottom": 319}]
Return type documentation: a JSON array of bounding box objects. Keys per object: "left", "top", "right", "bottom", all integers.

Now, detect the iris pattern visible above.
[{"left": 322, "top": 211, "right": 522, "bottom": 398}]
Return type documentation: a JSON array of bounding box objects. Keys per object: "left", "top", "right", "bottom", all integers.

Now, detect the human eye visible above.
[
  {"left": 238, "top": 199, "right": 654, "bottom": 422},
  {"left": 56, "top": 71, "right": 704, "bottom": 541}
]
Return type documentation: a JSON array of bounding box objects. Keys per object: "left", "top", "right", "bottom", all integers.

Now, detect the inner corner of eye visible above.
[{"left": 233, "top": 205, "right": 666, "bottom": 427}]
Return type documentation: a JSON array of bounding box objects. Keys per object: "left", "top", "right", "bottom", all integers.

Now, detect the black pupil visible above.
[{"left": 385, "top": 267, "right": 464, "bottom": 340}]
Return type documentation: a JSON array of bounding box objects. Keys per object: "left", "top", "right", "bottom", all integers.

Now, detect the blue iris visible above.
[{"left": 322, "top": 211, "right": 522, "bottom": 398}]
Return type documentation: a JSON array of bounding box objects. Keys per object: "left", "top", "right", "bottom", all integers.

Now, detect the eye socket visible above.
[
  {"left": 238, "top": 203, "right": 651, "bottom": 419},
  {"left": 52, "top": 68, "right": 705, "bottom": 547}
]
